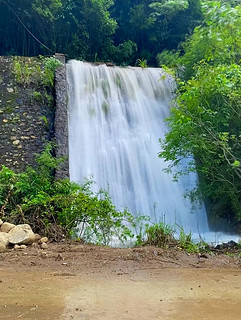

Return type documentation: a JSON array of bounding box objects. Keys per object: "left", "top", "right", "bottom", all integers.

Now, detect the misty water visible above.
[{"left": 67, "top": 61, "right": 239, "bottom": 244}]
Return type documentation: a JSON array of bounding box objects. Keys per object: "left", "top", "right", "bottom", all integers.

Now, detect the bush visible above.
[
  {"left": 0, "top": 146, "right": 134, "bottom": 244},
  {"left": 144, "top": 222, "right": 175, "bottom": 248}
]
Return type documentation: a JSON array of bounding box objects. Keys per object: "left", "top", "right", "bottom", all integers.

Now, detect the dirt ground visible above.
[{"left": 0, "top": 243, "right": 241, "bottom": 320}]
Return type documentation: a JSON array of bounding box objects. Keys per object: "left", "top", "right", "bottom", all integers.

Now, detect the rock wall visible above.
[
  {"left": 0, "top": 56, "right": 55, "bottom": 172},
  {"left": 54, "top": 53, "right": 69, "bottom": 179}
]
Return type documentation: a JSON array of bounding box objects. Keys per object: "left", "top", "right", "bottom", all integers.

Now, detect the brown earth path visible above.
[{"left": 0, "top": 243, "right": 241, "bottom": 319}]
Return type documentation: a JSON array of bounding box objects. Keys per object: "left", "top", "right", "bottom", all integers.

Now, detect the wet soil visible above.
[{"left": 0, "top": 243, "right": 241, "bottom": 319}]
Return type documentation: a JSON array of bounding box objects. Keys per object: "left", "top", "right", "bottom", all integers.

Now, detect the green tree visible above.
[{"left": 159, "top": 1, "right": 241, "bottom": 227}]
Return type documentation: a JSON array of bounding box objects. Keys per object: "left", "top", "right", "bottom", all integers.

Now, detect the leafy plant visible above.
[
  {"left": 144, "top": 222, "right": 175, "bottom": 248},
  {"left": 0, "top": 146, "right": 135, "bottom": 244},
  {"left": 12, "top": 58, "right": 32, "bottom": 86},
  {"left": 41, "top": 57, "right": 62, "bottom": 88},
  {"left": 33, "top": 91, "right": 42, "bottom": 102},
  {"left": 178, "top": 227, "right": 199, "bottom": 253},
  {"left": 136, "top": 58, "right": 148, "bottom": 68}
]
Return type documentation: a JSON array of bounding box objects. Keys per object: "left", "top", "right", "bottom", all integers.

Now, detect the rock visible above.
[
  {"left": 227, "top": 240, "right": 238, "bottom": 248},
  {"left": 8, "top": 224, "right": 35, "bottom": 245},
  {"left": 14, "top": 244, "right": 21, "bottom": 250},
  {"left": 40, "top": 243, "right": 48, "bottom": 250},
  {"left": 20, "top": 245, "right": 27, "bottom": 249},
  {"left": 0, "top": 219, "right": 3, "bottom": 226},
  {"left": 34, "top": 234, "right": 41, "bottom": 242},
  {"left": 215, "top": 241, "right": 238, "bottom": 250},
  {"left": 0, "top": 243, "right": 6, "bottom": 253},
  {"left": 0, "top": 222, "right": 15, "bottom": 233},
  {"left": 12, "top": 140, "right": 20, "bottom": 145},
  {"left": 39, "top": 237, "right": 48, "bottom": 244},
  {"left": 0, "top": 232, "right": 9, "bottom": 246}
]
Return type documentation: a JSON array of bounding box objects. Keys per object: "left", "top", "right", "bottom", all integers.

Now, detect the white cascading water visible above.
[{"left": 67, "top": 61, "right": 240, "bottom": 243}]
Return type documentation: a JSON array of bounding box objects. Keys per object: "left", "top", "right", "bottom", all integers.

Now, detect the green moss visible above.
[{"left": 102, "top": 101, "right": 109, "bottom": 115}]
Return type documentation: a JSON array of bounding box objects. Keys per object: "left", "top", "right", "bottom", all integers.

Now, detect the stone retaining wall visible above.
[
  {"left": 0, "top": 56, "right": 54, "bottom": 172},
  {"left": 54, "top": 53, "right": 69, "bottom": 179},
  {"left": 0, "top": 55, "right": 69, "bottom": 178}
]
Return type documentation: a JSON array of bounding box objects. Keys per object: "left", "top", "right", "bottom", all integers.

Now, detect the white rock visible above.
[
  {"left": 12, "top": 140, "right": 20, "bottom": 145},
  {"left": 0, "top": 219, "right": 3, "bottom": 226},
  {"left": 39, "top": 237, "right": 48, "bottom": 243},
  {"left": 0, "top": 232, "right": 9, "bottom": 246},
  {"left": 0, "top": 222, "right": 15, "bottom": 233},
  {"left": 41, "top": 242, "right": 48, "bottom": 249},
  {"left": 8, "top": 224, "right": 35, "bottom": 245},
  {"left": 14, "top": 244, "right": 21, "bottom": 250}
]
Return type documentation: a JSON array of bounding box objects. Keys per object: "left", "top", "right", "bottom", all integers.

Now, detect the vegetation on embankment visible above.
[
  {"left": 0, "top": 146, "right": 135, "bottom": 244},
  {"left": 158, "top": 1, "right": 241, "bottom": 229}
]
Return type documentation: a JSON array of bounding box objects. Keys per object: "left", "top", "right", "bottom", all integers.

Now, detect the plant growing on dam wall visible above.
[{"left": 12, "top": 56, "right": 62, "bottom": 89}]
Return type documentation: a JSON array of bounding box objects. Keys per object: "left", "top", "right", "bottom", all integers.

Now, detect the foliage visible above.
[
  {"left": 0, "top": 0, "right": 203, "bottom": 64},
  {"left": 156, "top": 49, "right": 180, "bottom": 68},
  {"left": 41, "top": 56, "right": 62, "bottom": 87},
  {"left": 177, "top": 227, "right": 209, "bottom": 253},
  {"left": 12, "top": 58, "right": 34, "bottom": 86},
  {"left": 0, "top": 146, "right": 134, "bottom": 245},
  {"left": 136, "top": 58, "right": 148, "bottom": 68},
  {"left": 178, "top": 227, "right": 198, "bottom": 253},
  {"left": 180, "top": 1, "right": 241, "bottom": 79},
  {"left": 144, "top": 222, "right": 175, "bottom": 248},
  {"left": 159, "top": 1, "right": 241, "bottom": 225},
  {"left": 12, "top": 56, "right": 61, "bottom": 89}
]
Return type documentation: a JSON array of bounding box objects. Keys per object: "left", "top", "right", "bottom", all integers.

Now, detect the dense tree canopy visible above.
[
  {"left": 159, "top": 1, "right": 241, "bottom": 227},
  {"left": 0, "top": 0, "right": 202, "bottom": 64}
]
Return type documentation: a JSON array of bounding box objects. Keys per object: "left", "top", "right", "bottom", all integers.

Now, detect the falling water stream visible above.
[{"left": 67, "top": 61, "right": 239, "bottom": 243}]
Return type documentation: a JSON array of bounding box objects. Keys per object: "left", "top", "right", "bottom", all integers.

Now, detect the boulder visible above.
[
  {"left": 0, "top": 219, "right": 3, "bottom": 226},
  {"left": 0, "top": 232, "right": 9, "bottom": 247},
  {"left": 0, "top": 222, "right": 15, "bottom": 233},
  {"left": 8, "top": 224, "right": 35, "bottom": 245}
]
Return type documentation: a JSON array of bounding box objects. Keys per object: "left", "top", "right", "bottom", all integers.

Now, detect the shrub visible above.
[
  {"left": 0, "top": 146, "right": 134, "bottom": 244},
  {"left": 144, "top": 222, "right": 175, "bottom": 248}
]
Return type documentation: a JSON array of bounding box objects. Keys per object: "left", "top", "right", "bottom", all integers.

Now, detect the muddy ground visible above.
[{"left": 0, "top": 243, "right": 241, "bottom": 319}]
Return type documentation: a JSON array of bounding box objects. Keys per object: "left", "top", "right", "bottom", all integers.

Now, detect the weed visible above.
[
  {"left": 145, "top": 222, "right": 175, "bottom": 248},
  {"left": 177, "top": 227, "right": 208, "bottom": 253},
  {"left": 41, "top": 57, "right": 62, "bottom": 88},
  {"left": 40, "top": 115, "right": 49, "bottom": 129},
  {"left": 33, "top": 91, "right": 42, "bottom": 102},
  {"left": 136, "top": 58, "right": 148, "bottom": 68}
]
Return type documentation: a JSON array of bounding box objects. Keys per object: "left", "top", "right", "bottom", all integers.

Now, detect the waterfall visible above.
[{"left": 67, "top": 60, "right": 210, "bottom": 237}]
